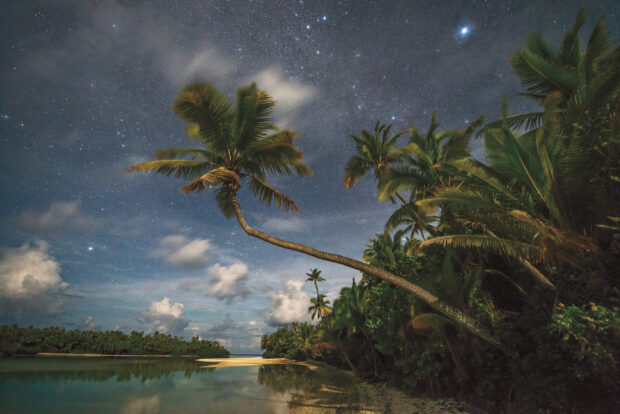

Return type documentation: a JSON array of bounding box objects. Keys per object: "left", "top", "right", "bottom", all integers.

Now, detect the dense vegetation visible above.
[
  {"left": 261, "top": 9, "right": 619, "bottom": 413},
  {"left": 130, "top": 7, "right": 618, "bottom": 413},
  {"left": 0, "top": 325, "right": 229, "bottom": 357}
]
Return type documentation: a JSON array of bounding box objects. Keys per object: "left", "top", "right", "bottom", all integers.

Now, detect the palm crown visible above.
[
  {"left": 128, "top": 82, "right": 311, "bottom": 216},
  {"left": 344, "top": 121, "right": 406, "bottom": 189}
]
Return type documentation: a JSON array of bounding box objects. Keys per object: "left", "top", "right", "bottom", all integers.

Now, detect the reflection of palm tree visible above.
[{"left": 128, "top": 82, "right": 501, "bottom": 349}]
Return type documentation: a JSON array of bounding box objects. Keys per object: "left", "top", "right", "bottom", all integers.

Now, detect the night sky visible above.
[{"left": 1, "top": 1, "right": 618, "bottom": 353}]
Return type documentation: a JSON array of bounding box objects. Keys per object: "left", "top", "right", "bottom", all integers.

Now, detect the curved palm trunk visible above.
[{"left": 230, "top": 194, "right": 505, "bottom": 351}]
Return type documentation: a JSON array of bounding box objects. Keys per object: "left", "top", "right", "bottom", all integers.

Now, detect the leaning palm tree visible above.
[
  {"left": 128, "top": 82, "right": 502, "bottom": 349},
  {"left": 308, "top": 294, "right": 332, "bottom": 320},
  {"left": 305, "top": 268, "right": 325, "bottom": 298}
]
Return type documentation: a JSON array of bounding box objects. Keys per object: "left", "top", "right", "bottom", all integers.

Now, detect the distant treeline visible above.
[{"left": 0, "top": 325, "right": 229, "bottom": 357}]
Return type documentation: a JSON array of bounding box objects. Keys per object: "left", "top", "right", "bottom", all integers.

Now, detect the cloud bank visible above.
[
  {"left": 0, "top": 241, "right": 69, "bottom": 317},
  {"left": 266, "top": 280, "right": 310, "bottom": 327},
  {"left": 154, "top": 235, "right": 211, "bottom": 269},
  {"left": 143, "top": 297, "right": 189, "bottom": 335},
  {"left": 17, "top": 200, "right": 98, "bottom": 234},
  {"left": 205, "top": 263, "right": 249, "bottom": 302}
]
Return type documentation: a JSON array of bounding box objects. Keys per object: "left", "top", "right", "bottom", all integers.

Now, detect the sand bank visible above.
[{"left": 197, "top": 356, "right": 316, "bottom": 368}]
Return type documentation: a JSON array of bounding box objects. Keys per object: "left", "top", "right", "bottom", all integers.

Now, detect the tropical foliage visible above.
[
  {"left": 0, "top": 325, "right": 229, "bottom": 357},
  {"left": 261, "top": 8, "right": 619, "bottom": 412}
]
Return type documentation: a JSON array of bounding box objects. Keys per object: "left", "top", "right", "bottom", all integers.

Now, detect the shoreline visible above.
[
  {"left": 197, "top": 356, "right": 318, "bottom": 369},
  {"left": 32, "top": 353, "right": 201, "bottom": 358}
]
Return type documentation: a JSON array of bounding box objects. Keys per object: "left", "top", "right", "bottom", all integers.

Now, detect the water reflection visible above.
[
  {"left": 0, "top": 357, "right": 211, "bottom": 383},
  {"left": 258, "top": 364, "right": 373, "bottom": 412},
  {"left": 0, "top": 358, "right": 373, "bottom": 413}
]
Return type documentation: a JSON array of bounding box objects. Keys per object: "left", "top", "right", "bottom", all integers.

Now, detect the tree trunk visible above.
[{"left": 230, "top": 194, "right": 505, "bottom": 351}]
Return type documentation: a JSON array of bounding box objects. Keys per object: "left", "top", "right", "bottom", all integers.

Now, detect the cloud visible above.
[
  {"left": 21, "top": 1, "right": 233, "bottom": 87},
  {"left": 142, "top": 297, "right": 189, "bottom": 335},
  {"left": 0, "top": 241, "right": 69, "bottom": 317},
  {"left": 214, "top": 338, "right": 232, "bottom": 349},
  {"left": 154, "top": 235, "right": 211, "bottom": 269},
  {"left": 262, "top": 217, "right": 308, "bottom": 233},
  {"left": 248, "top": 66, "right": 316, "bottom": 126},
  {"left": 266, "top": 280, "right": 311, "bottom": 327},
  {"left": 208, "top": 313, "right": 239, "bottom": 333},
  {"left": 206, "top": 263, "right": 249, "bottom": 302},
  {"left": 80, "top": 315, "right": 99, "bottom": 330},
  {"left": 17, "top": 200, "right": 99, "bottom": 234}
]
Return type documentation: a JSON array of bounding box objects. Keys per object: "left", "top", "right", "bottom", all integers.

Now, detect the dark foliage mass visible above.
[
  {"left": 0, "top": 325, "right": 229, "bottom": 358},
  {"left": 261, "top": 9, "right": 620, "bottom": 413}
]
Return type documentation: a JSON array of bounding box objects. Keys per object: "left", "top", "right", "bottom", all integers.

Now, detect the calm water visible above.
[{"left": 0, "top": 357, "right": 362, "bottom": 413}]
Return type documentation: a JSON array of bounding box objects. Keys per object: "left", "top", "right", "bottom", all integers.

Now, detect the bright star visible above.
[
  {"left": 458, "top": 25, "right": 472, "bottom": 39},
  {"left": 88, "top": 246, "right": 94, "bottom": 251}
]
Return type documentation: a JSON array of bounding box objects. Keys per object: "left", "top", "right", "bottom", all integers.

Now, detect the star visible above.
[
  {"left": 458, "top": 25, "right": 472, "bottom": 39},
  {"left": 88, "top": 246, "right": 94, "bottom": 251}
]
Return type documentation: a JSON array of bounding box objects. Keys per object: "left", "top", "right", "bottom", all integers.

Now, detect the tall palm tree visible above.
[
  {"left": 128, "top": 82, "right": 502, "bottom": 349},
  {"left": 308, "top": 294, "right": 332, "bottom": 320},
  {"left": 305, "top": 268, "right": 325, "bottom": 298},
  {"left": 344, "top": 121, "right": 406, "bottom": 200},
  {"left": 378, "top": 113, "right": 485, "bottom": 203}
]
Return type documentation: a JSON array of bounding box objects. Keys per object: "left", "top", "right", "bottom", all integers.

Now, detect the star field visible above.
[{"left": 1, "top": 0, "right": 618, "bottom": 352}]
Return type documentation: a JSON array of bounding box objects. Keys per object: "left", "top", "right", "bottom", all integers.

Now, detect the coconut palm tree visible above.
[
  {"left": 128, "top": 82, "right": 502, "bottom": 349},
  {"left": 481, "top": 8, "right": 619, "bottom": 136},
  {"left": 416, "top": 100, "right": 591, "bottom": 289},
  {"left": 308, "top": 294, "right": 331, "bottom": 320},
  {"left": 344, "top": 121, "right": 406, "bottom": 199},
  {"left": 305, "top": 268, "right": 325, "bottom": 298},
  {"left": 378, "top": 113, "right": 485, "bottom": 203}
]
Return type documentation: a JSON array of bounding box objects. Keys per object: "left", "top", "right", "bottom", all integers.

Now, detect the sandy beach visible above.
[{"left": 197, "top": 356, "right": 316, "bottom": 369}]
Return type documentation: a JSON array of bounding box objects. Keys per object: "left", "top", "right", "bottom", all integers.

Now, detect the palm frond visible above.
[
  {"left": 127, "top": 160, "right": 211, "bottom": 180},
  {"left": 510, "top": 49, "right": 578, "bottom": 97},
  {"left": 248, "top": 176, "right": 300, "bottom": 213},
  {"left": 235, "top": 84, "right": 275, "bottom": 151},
  {"left": 155, "top": 148, "right": 219, "bottom": 161},
  {"left": 344, "top": 156, "right": 372, "bottom": 189},
  {"left": 420, "top": 234, "right": 545, "bottom": 263},
  {"left": 181, "top": 167, "right": 240, "bottom": 194},
  {"left": 172, "top": 83, "right": 233, "bottom": 153},
  {"left": 557, "top": 7, "right": 585, "bottom": 67}
]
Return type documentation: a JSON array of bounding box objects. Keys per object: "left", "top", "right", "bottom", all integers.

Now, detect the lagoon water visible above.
[{"left": 0, "top": 356, "right": 362, "bottom": 413}]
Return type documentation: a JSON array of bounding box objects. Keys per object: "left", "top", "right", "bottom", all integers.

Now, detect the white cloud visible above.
[
  {"left": 206, "top": 263, "right": 249, "bottom": 302},
  {"left": 248, "top": 66, "right": 316, "bottom": 126},
  {"left": 266, "top": 280, "right": 311, "bottom": 326},
  {"left": 0, "top": 241, "right": 69, "bottom": 316},
  {"left": 22, "top": 1, "right": 233, "bottom": 87},
  {"left": 80, "top": 316, "right": 99, "bottom": 330},
  {"left": 17, "top": 201, "right": 99, "bottom": 234},
  {"left": 214, "top": 338, "right": 232, "bottom": 349},
  {"left": 262, "top": 217, "right": 308, "bottom": 233},
  {"left": 143, "top": 297, "right": 189, "bottom": 335},
  {"left": 154, "top": 235, "right": 211, "bottom": 269}
]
